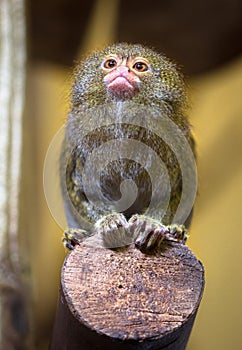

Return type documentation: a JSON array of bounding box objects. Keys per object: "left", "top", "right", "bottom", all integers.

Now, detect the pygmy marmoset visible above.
[{"left": 61, "top": 43, "right": 196, "bottom": 252}]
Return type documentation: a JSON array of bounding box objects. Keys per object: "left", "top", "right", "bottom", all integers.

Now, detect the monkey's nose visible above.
[{"left": 116, "top": 65, "right": 130, "bottom": 75}]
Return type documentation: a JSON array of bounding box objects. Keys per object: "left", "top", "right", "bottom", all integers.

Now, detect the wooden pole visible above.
[{"left": 50, "top": 241, "right": 204, "bottom": 350}]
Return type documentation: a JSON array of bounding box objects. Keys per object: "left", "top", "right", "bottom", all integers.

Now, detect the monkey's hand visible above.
[
  {"left": 62, "top": 229, "right": 94, "bottom": 250},
  {"left": 129, "top": 214, "right": 188, "bottom": 253},
  {"left": 95, "top": 213, "right": 131, "bottom": 249}
]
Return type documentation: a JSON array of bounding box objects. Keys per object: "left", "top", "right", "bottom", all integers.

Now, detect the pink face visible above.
[{"left": 102, "top": 54, "right": 151, "bottom": 99}]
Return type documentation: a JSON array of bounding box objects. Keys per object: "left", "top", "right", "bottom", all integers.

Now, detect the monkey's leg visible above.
[
  {"left": 62, "top": 229, "right": 94, "bottom": 250},
  {"left": 129, "top": 214, "right": 188, "bottom": 253},
  {"left": 95, "top": 212, "right": 131, "bottom": 249}
]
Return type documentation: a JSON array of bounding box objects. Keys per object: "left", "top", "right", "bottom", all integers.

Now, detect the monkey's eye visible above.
[
  {"left": 133, "top": 61, "right": 149, "bottom": 72},
  {"left": 103, "top": 59, "right": 117, "bottom": 69}
]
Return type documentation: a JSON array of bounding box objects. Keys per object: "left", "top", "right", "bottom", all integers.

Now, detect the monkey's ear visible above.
[
  {"left": 159, "top": 68, "right": 186, "bottom": 104},
  {"left": 72, "top": 82, "right": 83, "bottom": 106},
  {"left": 159, "top": 67, "right": 183, "bottom": 88}
]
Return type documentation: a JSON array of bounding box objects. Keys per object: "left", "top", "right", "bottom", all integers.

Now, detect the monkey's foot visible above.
[
  {"left": 129, "top": 215, "right": 188, "bottom": 253},
  {"left": 95, "top": 213, "right": 131, "bottom": 249},
  {"left": 62, "top": 228, "right": 92, "bottom": 250},
  {"left": 165, "top": 224, "right": 188, "bottom": 244}
]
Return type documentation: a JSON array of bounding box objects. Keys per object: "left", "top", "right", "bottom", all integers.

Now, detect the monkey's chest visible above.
[{"left": 67, "top": 124, "right": 181, "bottom": 219}]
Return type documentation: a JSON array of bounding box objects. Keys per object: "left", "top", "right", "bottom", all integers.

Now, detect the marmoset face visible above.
[{"left": 102, "top": 54, "right": 151, "bottom": 99}]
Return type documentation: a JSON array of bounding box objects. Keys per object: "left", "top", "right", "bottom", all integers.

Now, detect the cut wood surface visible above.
[{"left": 50, "top": 242, "right": 204, "bottom": 350}]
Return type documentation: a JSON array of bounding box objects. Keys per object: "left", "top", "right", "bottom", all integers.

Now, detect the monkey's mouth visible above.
[
  {"left": 105, "top": 75, "right": 139, "bottom": 98},
  {"left": 108, "top": 76, "right": 134, "bottom": 90}
]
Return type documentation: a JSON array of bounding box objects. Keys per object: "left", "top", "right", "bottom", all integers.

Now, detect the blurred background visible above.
[{"left": 13, "top": 0, "right": 242, "bottom": 348}]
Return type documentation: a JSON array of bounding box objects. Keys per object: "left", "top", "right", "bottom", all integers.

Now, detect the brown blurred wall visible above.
[{"left": 24, "top": 1, "right": 242, "bottom": 349}]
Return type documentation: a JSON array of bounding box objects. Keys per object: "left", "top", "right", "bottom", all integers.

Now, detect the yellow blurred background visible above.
[{"left": 22, "top": 0, "right": 242, "bottom": 349}]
